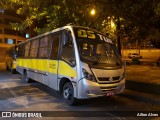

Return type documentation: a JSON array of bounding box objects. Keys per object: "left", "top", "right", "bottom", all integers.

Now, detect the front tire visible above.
[{"left": 62, "top": 82, "right": 77, "bottom": 106}]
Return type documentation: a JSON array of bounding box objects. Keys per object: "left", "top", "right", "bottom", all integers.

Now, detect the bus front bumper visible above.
[{"left": 77, "top": 78, "right": 125, "bottom": 99}]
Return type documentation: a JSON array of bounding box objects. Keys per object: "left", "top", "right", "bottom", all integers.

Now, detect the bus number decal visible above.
[
  {"left": 78, "top": 29, "right": 87, "bottom": 38},
  {"left": 87, "top": 31, "right": 96, "bottom": 39},
  {"left": 77, "top": 29, "right": 95, "bottom": 39}
]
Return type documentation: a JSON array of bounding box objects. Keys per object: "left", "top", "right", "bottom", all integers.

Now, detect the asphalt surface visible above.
[
  {"left": 0, "top": 62, "right": 160, "bottom": 102},
  {"left": 126, "top": 64, "right": 160, "bottom": 93},
  {"left": 0, "top": 63, "right": 160, "bottom": 120},
  {"left": 123, "top": 63, "right": 160, "bottom": 106}
]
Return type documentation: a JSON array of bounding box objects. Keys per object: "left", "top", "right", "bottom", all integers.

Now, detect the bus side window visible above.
[
  {"left": 61, "top": 30, "right": 76, "bottom": 66},
  {"left": 51, "top": 33, "right": 60, "bottom": 59},
  {"left": 24, "top": 42, "right": 30, "bottom": 58},
  {"left": 29, "top": 39, "right": 39, "bottom": 58},
  {"left": 38, "top": 35, "right": 50, "bottom": 58},
  {"left": 18, "top": 44, "right": 25, "bottom": 58}
]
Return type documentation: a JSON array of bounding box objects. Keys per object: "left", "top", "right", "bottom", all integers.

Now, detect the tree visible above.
[
  {"left": 0, "top": 0, "right": 99, "bottom": 34},
  {"left": 1, "top": 0, "right": 160, "bottom": 49},
  {"left": 121, "top": 0, "right": 160, "bottom": 48}
]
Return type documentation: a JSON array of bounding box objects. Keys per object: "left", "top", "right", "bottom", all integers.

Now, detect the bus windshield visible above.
[
  {"left": 73, "top": 28, "right": 122, "bottom": 68},
  {"left": 77, "top": 39, "right": 122, "bottom": 67}
]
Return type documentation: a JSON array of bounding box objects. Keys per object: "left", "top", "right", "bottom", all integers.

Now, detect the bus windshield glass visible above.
[{"left": 73, "top": 28, "right": 122, "bottom": 67}]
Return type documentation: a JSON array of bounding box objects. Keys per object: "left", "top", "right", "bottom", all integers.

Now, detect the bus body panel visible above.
[
  {"left": 48, "top": 60, "right": 59, "bottom": 90},
  {"left": 16, "top": 67, "right": 24, "bottom": 75},
  {"left": 78, "top": 79, "right": 125, "bottom": 99},
  {"left": 17, "top": 58, "right": 78, "bottom": 94},
  {"left": 78, "top": 78, "right": 103, "bottom": 99},
  {"left": 58, "top": 61, "right": 77, "bottom": 78},
  {"left": 77, "top": 62, "right": 125, "bottom": 99},
  {"left": 77, "top": 77, "right": 125, "bottom": 99}
]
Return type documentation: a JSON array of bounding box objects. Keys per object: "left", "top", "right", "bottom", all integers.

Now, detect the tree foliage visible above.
[{"left": 1, "top": 0, "right": 160, "bottom": 48}]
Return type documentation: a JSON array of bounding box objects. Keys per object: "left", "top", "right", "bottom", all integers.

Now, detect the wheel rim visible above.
[
  {"left": 63, "top": 87, "right": 72, "bottom": 100},
  {"left": 62, "top": 82, "right": 77, "bottom": 105}
]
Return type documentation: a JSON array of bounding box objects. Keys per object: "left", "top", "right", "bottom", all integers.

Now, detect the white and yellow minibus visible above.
[{"left": 16, "top": 25, "right": 125, "bottom": 105}]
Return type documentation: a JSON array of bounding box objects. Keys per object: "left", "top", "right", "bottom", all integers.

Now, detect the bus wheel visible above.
[
  {"left": 22, "top": 72, "right": 30, "bottom": 83},
  {"left": 62, "top": 82, "right": 77, "bottom": 106},
  {"left": 11, "top": 69, "right": 16, "bottom": 74}
]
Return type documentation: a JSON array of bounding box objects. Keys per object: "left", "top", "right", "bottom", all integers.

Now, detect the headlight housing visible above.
[{"left": 82, "top": 68, "right": 96, "bottom": 82}]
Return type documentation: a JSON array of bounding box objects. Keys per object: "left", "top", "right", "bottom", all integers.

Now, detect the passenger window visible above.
[
  {"left": 24, "top": 42, "right": 30, "bottom": 58},
  {"left": 51, "top": 34, "right": 60, "bottom": 59},
  {"left": 38, "top": 35, "right": 50, "bottom": 58},
  {"left": 18, "top": 44, "right": 25, "bottom": 57},
  {"left": 29, "top": 39, "right": 39, "bottom": 58},
  {"left": 61, "top": 30, "right": 76, "bottom": 66}
]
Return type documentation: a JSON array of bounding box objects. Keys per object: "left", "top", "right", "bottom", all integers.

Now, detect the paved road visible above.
[
  {"left": 0, "top": 70, "right": 160, "bottom": 120},
  {"left": 126, "top": 65, "right": 160, "bottom": 84}
]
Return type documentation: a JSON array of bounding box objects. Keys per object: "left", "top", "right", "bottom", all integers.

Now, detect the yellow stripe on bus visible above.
[
  {"left": 17, "top": 59, "right": 48, "bottom": 71},
  {"left": 49, "top": 60, "right": 58, "bottom": 74},
  {"left": 17, "top": 59, "right": 77, "bottom": 78},
  {"left": 58, "top": 61, "right": 77, "bottom": 78}
]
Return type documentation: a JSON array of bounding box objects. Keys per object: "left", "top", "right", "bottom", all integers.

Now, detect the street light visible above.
[
  {"left": 90, "top": 8, "right": 96, "bottom": 29},
  {"left": 111, "top": 19, "right": 116, "bottom": 31},
  {"left": 90, "top": 8, "right": 96, "bottom": 16}
]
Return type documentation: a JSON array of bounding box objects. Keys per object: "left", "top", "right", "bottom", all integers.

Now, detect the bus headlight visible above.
[{"left": 82, "top": 68, "right": 96, "bottom": 82}]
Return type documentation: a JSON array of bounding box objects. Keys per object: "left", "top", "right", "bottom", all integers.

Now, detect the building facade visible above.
[{"left": 0, "top": 10, "right": 26, "bottom": 63}]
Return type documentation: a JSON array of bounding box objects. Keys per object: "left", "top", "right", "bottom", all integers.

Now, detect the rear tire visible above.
[
  {"left": 62, "top": 82, "right": 77, "bottom": 106},
  {"left": 22, "top": 71, "right": 30, "bottom": 83},
  {"left": 11, "top": 69, "right": 16, "bottom": 74}
]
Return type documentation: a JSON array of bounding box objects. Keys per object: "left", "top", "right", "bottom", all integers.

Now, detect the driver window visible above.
[{"left": 61, "top": 30, "right": 76, "bottom": 66}]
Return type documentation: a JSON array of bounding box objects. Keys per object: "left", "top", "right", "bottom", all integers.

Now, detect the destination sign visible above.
[{"left": 75, "top": 29, "right": 112, "bottom": 44}]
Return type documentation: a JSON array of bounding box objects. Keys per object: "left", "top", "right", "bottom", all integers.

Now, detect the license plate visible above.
[{"left": 106, "top": 92, "right": 114, "bottom": 96}]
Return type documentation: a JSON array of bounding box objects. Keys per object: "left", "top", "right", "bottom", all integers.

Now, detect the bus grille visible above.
[
  {"left": 100, "top": 86, "right": 116, "bottom": 93},
  {"left": 97, "top": 76, "right": 120, "bottom": 83},
  {"left": 97, "top": 76, "right": 121, "bottom": 93}
]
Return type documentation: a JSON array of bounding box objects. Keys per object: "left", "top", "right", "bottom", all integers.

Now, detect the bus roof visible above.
[{"left": 18, "top": 25, "right": 112, "bottom": 45}]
